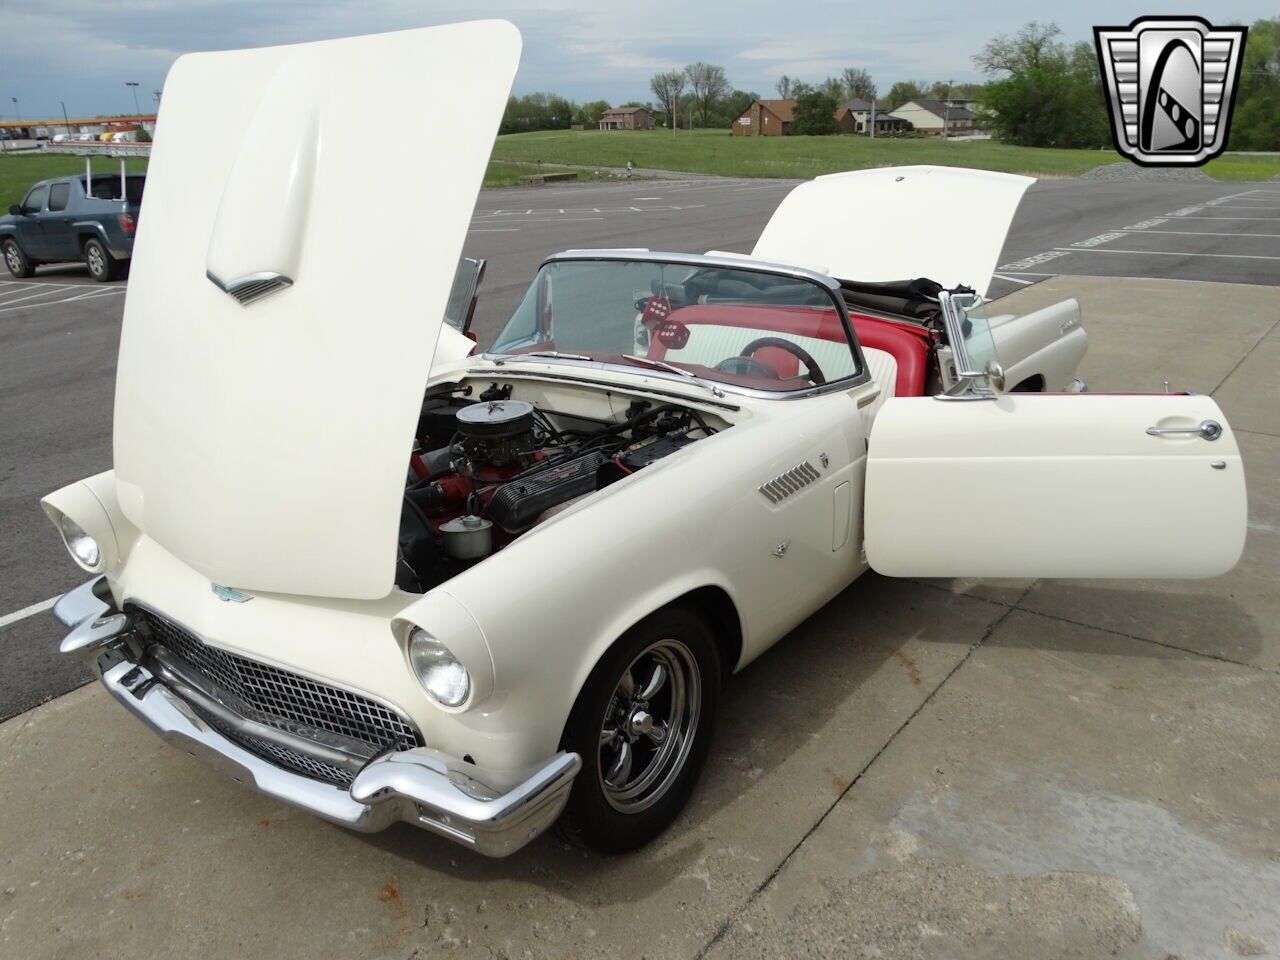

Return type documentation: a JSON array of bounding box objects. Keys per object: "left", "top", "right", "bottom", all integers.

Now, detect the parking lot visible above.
[{"left": 1, "top": 175, "right": 1278, "bottom": 959}]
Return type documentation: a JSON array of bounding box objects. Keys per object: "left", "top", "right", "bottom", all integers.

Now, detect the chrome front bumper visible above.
[{"left": 55, "top": 578, "right": 581, "bottom": 858}]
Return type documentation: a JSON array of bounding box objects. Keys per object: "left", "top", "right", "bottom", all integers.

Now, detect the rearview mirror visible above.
[{"left": 8, "top": 204, "right": 21, "bottom": 216}]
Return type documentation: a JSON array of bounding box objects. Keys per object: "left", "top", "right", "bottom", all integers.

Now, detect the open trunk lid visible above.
[
  {"left": 112, "top": 21, "right": 521, "bottom": 600},
  {"left": 751, "top": 165, "right": 1033, "bottom": 297}
]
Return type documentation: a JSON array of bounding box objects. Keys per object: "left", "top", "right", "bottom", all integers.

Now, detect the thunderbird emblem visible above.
[
  {"left": 212, "top": 584, "right": 253, "bottom": 603},
  {"left": 1094, "top": 16, "right": 1247, "bottom": 167}
]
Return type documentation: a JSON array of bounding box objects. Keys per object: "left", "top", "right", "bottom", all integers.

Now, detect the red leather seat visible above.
[{"left": 848, "top": 313, "right": 931, "bottom": 397}]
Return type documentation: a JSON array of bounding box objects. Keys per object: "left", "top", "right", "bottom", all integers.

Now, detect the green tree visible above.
[
  {"left": 776, "top": 75, "right": 796, "bottom": 99},
  {"left": 1231, "top": 18, "right": 1280, "bottom": 150},
  {"left": 719, "top": 89, "right": 761, "bottom": 126},
  {"left": 573, "top": 99, "right": 611, "bottom": 126},
  {"left": 650, "top": 70, "right": 686, "bottom": 128},
  {"left": 973, "top": 22, "right": 1109, "bottom": 148},
  {"left": 885, "top": 80, "right": 925, "bottom": 108},
  {"left": 500, "top": 93, "right": 574, "bottom": 134},
  {"left": 841, "top": 67, "right": 877, "bottom": 101},
  {"left": 791, "top": 90, "right": 839, "bottom": 135},
  {"left": 685, "top": 62, "right": 730, "bottom": 127},
  {"left": 819, "top": 76, "right": 845, "bottom": 100}
]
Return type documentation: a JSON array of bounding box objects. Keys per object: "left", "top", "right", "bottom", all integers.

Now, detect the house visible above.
[
  {"left": 888, "top": 99, "right": 974, "bottom": 135},
  {"left": 835, "top": 99, "right": 912, "bottom": 135},
  {"left": 732, "top": 99, "right": 794, "bottom": 136},
  {"left": 598, "top": 106, "right": 653, "bottom": 130}
]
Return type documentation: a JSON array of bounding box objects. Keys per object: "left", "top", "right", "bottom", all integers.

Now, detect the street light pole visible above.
[
  {"left": 60, "top": 100, "right": 71, "bottom": 137},
  {"left": 125, "top": 81, "right": 141, "bottom": 116},
  {"left": 11, "top": 96, "right": 20, "bottom": 122}
]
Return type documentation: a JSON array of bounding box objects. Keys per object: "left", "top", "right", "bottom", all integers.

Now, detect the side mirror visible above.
[
  {"left": 8, "top": 204, "right": 22, "bottom": 216},
  {"left": 956, "top": 359, "right": 1006, "bottom": 393}
]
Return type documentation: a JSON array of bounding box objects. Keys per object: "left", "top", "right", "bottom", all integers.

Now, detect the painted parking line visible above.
[
  {"left": 1053, "top": 247, "right": 1280, "bottom": 261},
  {"left": 1114, "top": 227, "right": 1280, "bottom": 239},
  {"left": 0, "top": 596, "right": 57, "bottom": 631},
  {"left": 0, "top": 287, "right": 124, "bottom": 313},
  {"left": 990, "top": 273, "right": 1035, "bottom": 285}
]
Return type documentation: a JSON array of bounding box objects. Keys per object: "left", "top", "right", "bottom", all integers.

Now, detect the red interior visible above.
[{"left": 644, "top": 303, "right": 932, "bottom": 397}]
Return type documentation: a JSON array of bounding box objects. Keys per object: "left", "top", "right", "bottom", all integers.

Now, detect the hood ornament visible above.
[
  {"left": 206, "top": 270, "right": 293, "bottom": 306},
  {"left": 212, "top": 584, "right": 254, "bottom": 603}
]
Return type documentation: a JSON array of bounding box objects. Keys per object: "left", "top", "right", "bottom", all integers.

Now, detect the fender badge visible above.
[{"left": 212, "top": 584, "right": 253, "bottom": 603}]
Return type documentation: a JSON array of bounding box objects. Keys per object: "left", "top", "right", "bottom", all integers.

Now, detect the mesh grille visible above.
[
  {"left": 128, "top": 605, "right": 422, "bottom": 784},
  {"left": 195, "top": 705, "right": 356, "bottom": 786}
]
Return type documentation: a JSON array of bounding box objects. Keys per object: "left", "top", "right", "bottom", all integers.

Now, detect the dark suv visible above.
[{"left": 1, "top": 173, "right": 145, "bottom": 281}]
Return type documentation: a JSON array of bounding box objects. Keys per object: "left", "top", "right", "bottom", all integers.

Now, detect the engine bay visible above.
[{"left": 396, "top": 381, "right": 724, "bottom": 593}]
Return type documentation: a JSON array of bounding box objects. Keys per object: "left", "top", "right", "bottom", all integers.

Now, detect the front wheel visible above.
[
  {"left": 558, "top": 607, "right": 721, "bottom": 853},
  {"left": 3, "top": 238, "right": 33, "bottom": 278},
  {"left": 83, "top": 237, "right": 119, "bottom": 282}
]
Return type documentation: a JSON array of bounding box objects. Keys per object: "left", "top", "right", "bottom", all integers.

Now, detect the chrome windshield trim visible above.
[{"left": 539, "top": 248, "right": 842, "bottom": 292}]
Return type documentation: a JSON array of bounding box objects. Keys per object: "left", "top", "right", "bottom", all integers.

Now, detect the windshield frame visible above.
[{"left": 484, "top": 250, "right": 872, "bottom": 401}]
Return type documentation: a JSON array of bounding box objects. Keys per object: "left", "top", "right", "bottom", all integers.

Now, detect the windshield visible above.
[{"left": 490, "top": 259, "right": 861, "bottom": 393}]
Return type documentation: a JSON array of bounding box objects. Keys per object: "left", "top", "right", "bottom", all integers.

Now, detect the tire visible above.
[
  {"left": 558, "top": 606, "right": 721, "bottom": 854},
  {"left": 2, "top": 238, "right": 33, "bottom": 279},
  {"left": 83, "top": 237, "right": 119, "bottom": 282}
]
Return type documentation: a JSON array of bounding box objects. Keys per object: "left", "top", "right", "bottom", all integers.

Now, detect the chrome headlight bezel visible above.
[{"left": 407, "top": 627, "right": 472, "bottom": 708}]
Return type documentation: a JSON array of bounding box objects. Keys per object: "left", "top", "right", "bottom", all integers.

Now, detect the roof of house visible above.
[
  {"left": 898, "top": 98, "right": 974, "bottom": 120},
  {"left": 752, "top": 99, "right": 795, "bottom": 122},
  {"left": 602, "top": 105, "right": 648, "bottom": 115},
  {"left": 839, "top": 98, "right": 875, "bottom": 112}
]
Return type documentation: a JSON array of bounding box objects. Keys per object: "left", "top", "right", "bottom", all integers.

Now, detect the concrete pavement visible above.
[{"left": 1, "top": 272, "right": 1275, "bottom": 959}]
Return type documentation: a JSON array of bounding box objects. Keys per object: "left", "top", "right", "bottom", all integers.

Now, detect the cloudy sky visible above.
[{"left": 1, "top": 0, "right": 1274, "bottom": 120}]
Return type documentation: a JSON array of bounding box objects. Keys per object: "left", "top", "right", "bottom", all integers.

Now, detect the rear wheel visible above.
[
  {"left": 2, "top": 238, "right": 33, "bottom": 278},
  {"left": 558, "top": 607, "right": 721, "bottom": 853},
  {"left": 83, "top": 237, "right": 119, "bottom": 282}
]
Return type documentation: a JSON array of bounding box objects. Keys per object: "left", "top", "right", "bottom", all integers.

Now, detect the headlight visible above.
[
  {"left": 58, "top": 514, "right": 101, "bottom": 569},
  {"left": 408, "top": 628, "right": 470, "bottom": 707}
]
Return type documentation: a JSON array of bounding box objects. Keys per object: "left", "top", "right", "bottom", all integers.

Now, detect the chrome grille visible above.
[
  {"left": 759, "top": 460, "right": 821, "bottom": 504},
  {"left": 196, "top": 705, "right": 355, "bottom": 786},
  {"left": 128, "top": 605, "right": 422, "bottom": 784}
]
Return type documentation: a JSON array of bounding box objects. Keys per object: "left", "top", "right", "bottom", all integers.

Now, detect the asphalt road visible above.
[{"left": 2, "top": 174, "right": 1278, "bottom": 720}]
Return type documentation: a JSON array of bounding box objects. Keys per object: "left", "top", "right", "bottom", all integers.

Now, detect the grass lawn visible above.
[
  {"left": 0, "top": 153, "right": 150, "bottom": 210},
  {"left": 492, "top": 128, "right": 1280, "bottom": 182}
]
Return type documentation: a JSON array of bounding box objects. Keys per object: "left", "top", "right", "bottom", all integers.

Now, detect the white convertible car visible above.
[{"left": 44, "top": 23, "right": 1247, "bottom": 857}]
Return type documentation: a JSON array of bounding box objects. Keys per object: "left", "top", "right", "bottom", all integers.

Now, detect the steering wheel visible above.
[{"left": 738, "top": 336, "right": 826, "bottom": 385}]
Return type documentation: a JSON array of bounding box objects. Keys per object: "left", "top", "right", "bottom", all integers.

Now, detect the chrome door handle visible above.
[{"left": 1146, "top": 419, "right": 1222, "bottom": 441}]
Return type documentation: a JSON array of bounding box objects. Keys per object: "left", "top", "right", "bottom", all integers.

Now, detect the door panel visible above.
[{"left": 865, "top": 394, "right": 1246, "bottom": 579}]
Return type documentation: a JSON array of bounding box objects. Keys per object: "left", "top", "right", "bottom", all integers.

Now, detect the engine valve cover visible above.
[{"left": 487, "top": 450, "right": 610, "bottom": 533}]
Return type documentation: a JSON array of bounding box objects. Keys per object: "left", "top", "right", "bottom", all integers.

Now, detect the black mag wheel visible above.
[{"left": 558, "top": 607, "right": 721, "bottom": 853}]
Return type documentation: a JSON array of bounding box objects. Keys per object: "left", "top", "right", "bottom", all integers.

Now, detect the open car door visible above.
[{"left": 864, "top": 393, "right": 1247, "bottom": 579}]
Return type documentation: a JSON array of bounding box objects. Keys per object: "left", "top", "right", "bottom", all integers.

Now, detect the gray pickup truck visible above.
[{"left": 1, "top": 173, "right": 145, "bottom": 281}]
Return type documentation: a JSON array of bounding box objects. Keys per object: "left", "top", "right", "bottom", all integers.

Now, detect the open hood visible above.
[
  {"left": 113, "top": 22, "right": 521, "bottom": 600},
  {"left": 751, "top": 166, "right": 1033, "bottom": 297}
]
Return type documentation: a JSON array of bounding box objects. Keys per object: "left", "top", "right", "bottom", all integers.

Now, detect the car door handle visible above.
[{"left": 1146, "top": 419, "right": 1222, "bottom": 441}]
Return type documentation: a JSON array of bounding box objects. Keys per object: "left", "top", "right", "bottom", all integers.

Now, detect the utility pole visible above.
[
  {"left": 59, "top": 100, "right": 71, "bottom": 137},
  {"left": 125, "top": 81, "right": 141, "bottom": 116},
  {"left": 870, "top": 98, "right": 876, "bottom": 139},
  {"left": 942, "top": 79, "right": 954, "bottom": 140}
]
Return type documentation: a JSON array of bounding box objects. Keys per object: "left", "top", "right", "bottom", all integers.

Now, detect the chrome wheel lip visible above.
[{"left": 597, "top": 638, "right": 701, "bottom": 814}]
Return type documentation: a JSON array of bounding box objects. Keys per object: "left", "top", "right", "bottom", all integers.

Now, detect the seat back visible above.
[{"left": 848, "top": 313, "right": 931, "bottom": 397}]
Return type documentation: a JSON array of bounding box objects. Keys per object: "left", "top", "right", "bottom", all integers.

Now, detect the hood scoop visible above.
[{"left": 205, "top": 64, "right": 321, "bottom": 306}]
